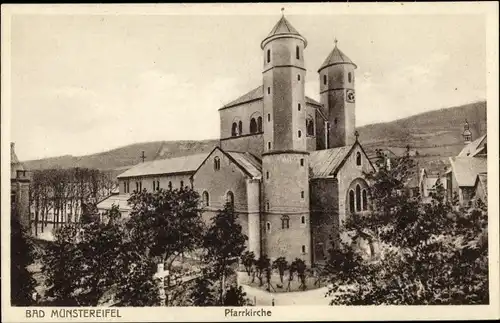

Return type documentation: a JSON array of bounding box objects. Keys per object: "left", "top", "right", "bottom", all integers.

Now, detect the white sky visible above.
[{"left": 9, "top": 9, "right": 486, "bottom": 161}]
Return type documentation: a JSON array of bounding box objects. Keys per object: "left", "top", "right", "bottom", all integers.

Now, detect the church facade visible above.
[{"left": 102, "top": 15, "right": 375, "bottom": 265}]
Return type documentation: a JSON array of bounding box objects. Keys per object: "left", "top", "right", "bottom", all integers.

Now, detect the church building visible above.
[{"left": 99, "top": 14, "right": 375, "bottom": 265}]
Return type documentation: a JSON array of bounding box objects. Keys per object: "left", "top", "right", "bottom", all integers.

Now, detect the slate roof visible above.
[
  {"left": 261, "top": 16, "right": 306, "bottom": 48},
  {"left": 318, "top": 44, "right": 357, "bottom": 72},
  {"left": 449, "top": 156, "right": 487, "bottom": 187},
  {"left": 117, "top": 153, "right": 209, "bottom": 178},
  {"left": 226, "top": 151, "right": 262, "bottom": 178},
  {"left": 221, "top": 85, "right": 322, "bottom": 109},
  {"left": 97, "top": 194, "right": 132, "bottom": 212},
  {"left": 309, "top": 146, "right": 351, "bottom": 178},
  {"left": 458, "top": 134, "right": 487, "bottom": 157}
]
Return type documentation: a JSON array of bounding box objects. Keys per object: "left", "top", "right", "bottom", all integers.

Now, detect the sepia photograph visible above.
[{"left": 2, "top": 2, "right": 499, "bottom": 322}]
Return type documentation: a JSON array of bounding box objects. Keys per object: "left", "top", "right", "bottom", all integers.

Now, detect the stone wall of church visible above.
[
  {"left": 219, "top": 100, "right": 263, "bottom": 139},
  {"left": 336, "top": 145, "right": 374, "bottom": 226},
  {"left": 220, "top": 134, "right": 264, "bottom": 157},
  {"left": 310, "top": 177, "right": 339, "bottom": 264}
]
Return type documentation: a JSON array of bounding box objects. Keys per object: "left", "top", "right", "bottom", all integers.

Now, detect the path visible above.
[{"left": 237, "top": 272, "right": 331, "bottom": 306}]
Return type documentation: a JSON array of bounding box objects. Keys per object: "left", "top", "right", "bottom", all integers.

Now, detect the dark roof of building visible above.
[
  {"left": 97, "top": 194, "right": 132, "bottom": 212},
  {"left": 117, "top": 153, "right": 209, "bottom": 178},
  {"left": 309, "top": 146, "right": 351, "bottom": 178},
  {"left": 221, "top": 85, "right": 322, "bottom": 109},
  {"left": 318, "top": 44, "right": 357, "bottom": 72},
  {"left": 458, "top": 134, "right": 487, "bottom": 157},
  {"left": 449, "top": 156, "right": 487, "bottom": 187},
  {"left": 261, "top": 16, "right": 306, "bottom": 48}
]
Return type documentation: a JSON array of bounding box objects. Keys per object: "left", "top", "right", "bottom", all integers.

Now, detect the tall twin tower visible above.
[{"left": 259, "top": 14, "right": 357, "bottom": 258}]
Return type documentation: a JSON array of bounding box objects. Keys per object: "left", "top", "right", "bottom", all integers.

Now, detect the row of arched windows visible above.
[
  {"left": 202, "top": 190, "right": 234, "bottom": 209},
  {"left": 322, "top": 72, "right": 354, "bottom": 85},
  {"left": 231, "top": 117, "right": 263, "bottom": 137},
  {"left": 349, "top": 184, "right": 369, "bottom": 213}
]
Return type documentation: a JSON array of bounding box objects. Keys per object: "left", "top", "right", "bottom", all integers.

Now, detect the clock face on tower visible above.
[{"left": 346, "top": 89, "right": 356, "bottom": 103}]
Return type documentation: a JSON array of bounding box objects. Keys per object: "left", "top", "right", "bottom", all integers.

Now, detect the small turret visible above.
[{"left": 463, "top": 120, "right": 472, "bottom": 145}]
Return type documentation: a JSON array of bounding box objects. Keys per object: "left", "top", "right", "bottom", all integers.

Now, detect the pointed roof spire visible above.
[
  {"left": 318, "top": 38, "right": 356, "bottom": 72},
  {"left": 261, "top": 12, "right": 307, "bottom": 49}
]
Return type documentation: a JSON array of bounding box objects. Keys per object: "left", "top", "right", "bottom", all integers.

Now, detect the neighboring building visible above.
[
  {"left": 418, "top": 168, "right": 439, "bottom": 203},
  {"left": 472, "top": 172, "right": 488, "bottom": 206},
  {"left": 11, "top": 142, "right": 31, "bottom": 228},
  {"left": 99, "top": 14, "right": 376, "bottom": 265}
]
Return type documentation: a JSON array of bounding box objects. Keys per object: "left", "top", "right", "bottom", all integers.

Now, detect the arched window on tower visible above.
[
  {"left": 281, "top": 215, "right": 290, "bottom": 229},
  {"left": 296, "top": 46, "right": 300, "bottom": 60},
  {"left": 214, "top": 156, "right": 220, "bottom": 171},
  {"left": 362, "top": 189, "right": 368, "bottom": 211},
  {"left": 349, "top": 190, "right": 355, "bottom": 213},
  {"left": 267, "top": 49, "right": 271, "bottom": 63},
  {"left": 226, "top": 191, "right": 234, "bottom": 209},
  {"left": 250, "top": 118, "right": 257, "bottom": 134},
  {"left": 356, "top": 152, "right": 362, "bottom": 166},
  {"left": 348, "top": 72, "right": 352, "bottom": 83},
  {"left": 356, "top": 185, "right": 361, "bottom": 212},
  {"left": 238, "top": 121, "right": 243, "bottom": 135},
  {"left": 306, "top": 116, "right": 315, "bottom": 136},
  {"left": 231, "top": 122, "right": 238, "bottom": 137},
  {"left": 257, "top": 116, "right": 262, "bottom": 132},
  {"left": 323, "top": 75, "right": 327, "bottom": 85},
  {"left": 202, "top": 191, "right": 210, "bottom": 207}
]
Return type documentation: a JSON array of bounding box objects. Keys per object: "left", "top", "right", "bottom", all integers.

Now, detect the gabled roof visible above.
[
  {"left": 318, "top": 44, "right": 357, "bottom": 72},
  {"left": 193, "top": 146, "right": 262, "bottom": 179},
  {"left": 309, "top": 146, "right": 350, "bottom": 178},
  {"left": 449, "top": 156, "right": 487, "bottom": 187},
  {"left": 309, "top": 141, "right": 375, "bottom": 178},
  {"left": 458, "top": 134, "right": 487, "bottom": 157},
  {"left": 226, "top": 151, "right": 262, "bottom": 178},
  {"left": 117, "top": 153, "right": 209, "bottom": 179},
  {"left": 475, "top": 173, "right": 488, "bottom": 196},
  {"left": 261, "top": 16, "right": 307, "bottom": 49},
  {"left": 221, "top": 85, "right": 322, "bottom": 110}
]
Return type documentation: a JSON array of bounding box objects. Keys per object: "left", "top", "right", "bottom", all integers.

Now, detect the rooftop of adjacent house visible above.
[
  {"left": 220, "top": 85, "right": 322, "bottom": 110},
  {"left": 425, "top": 177, "right": 439, "bottom": 190},
  {"left": 117, "top": 153, "right": 209, "bottom": 179},
  {"left": 97, "top": 194, "right": 132, "bottom": 212},
  {"left": 449, "top": 156, "right": 488, "bottom": 187},
  {"left": 458, "top": 134, "right": 487, "bottom": 157},
  {"left": 309, "top": 146, "right": 351, "bottom": 178},
  {"left": 476, "top": 172, "right": 488, "bottom": 193}
]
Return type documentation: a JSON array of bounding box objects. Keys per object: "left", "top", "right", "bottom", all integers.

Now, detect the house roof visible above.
[
  {"left": 309, "top": 146, "right": 351, "bottom": 178},
  {"left": 318, "top": 44, "right": 357, "bottom": 72},
  {"left": 449, "top": 156, "right": 487, "bottom": 187},
  {"left": 221, "top": 85, "right": 322, "bottom": 109},
  {"left": 226, "top": 151, "right": 262, "bottom": 178},
  {"left": 261, "top": 16, "right": 306, "bottom": 49},
  {"left": 117, "top": 153, "right": 209, "bottom": 178},
  {"left": 475, "top": 172, "right": 488, "bottom": 195},
  {"left": 458, "top": 134, "right": 487, "bottom": 157},
  {"left": 97, "top": 194, "right": 132, "bottom": 212}
]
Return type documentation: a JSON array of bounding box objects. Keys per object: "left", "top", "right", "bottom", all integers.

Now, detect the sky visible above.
[{"left": 9, "top": 8, "right": 487, "bottom": 161}]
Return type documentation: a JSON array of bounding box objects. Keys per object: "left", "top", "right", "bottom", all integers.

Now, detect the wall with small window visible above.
[{"left": 119, "top": 174, "right": 193, "bottom": 195}]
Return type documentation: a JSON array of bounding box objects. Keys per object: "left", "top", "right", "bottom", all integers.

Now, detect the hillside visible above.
[{"left": 22, "top": 101, "right": 486, "bottom": 172}]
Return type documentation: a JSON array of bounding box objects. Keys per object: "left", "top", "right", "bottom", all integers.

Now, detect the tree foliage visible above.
[
  {"left": 326, "top": 150, "right": 489, "bottom": 305},
  {"left": 272, "top": 257, "right": 288, "bottom": 284},
  {"left": 11, "top": 211, "right": 37, "bottom": 306}
]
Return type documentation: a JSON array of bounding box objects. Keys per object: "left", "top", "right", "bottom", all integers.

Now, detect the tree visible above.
[
  {"left": 189, "top": 276, "right": 217, "bottom": 306},
  {"left": 11, "top": 211, "right": 37, "bottom": 306},
  {"left": 272, "top": 257, "right": 288, "bottom": 284},
  {"left": 126, "top": 187, "right": 204, "bottom": 271},
  {"left": 202, "top": 203, "right": 247, "bottom": 305},
  {"left": 291, "top": 258, "right": 307, "bottom": 291},
  {"left": 325, "top": 151, "right": 489, "bottom": 305},
  {"left": 241, "top": 250, "right": 255, "bottom": 278},
  {"left": 223, "top": 285, "right": 248, "bottom": 306},
  {"left": 255, "top": 255, "right": 270, "bottom": 287}
]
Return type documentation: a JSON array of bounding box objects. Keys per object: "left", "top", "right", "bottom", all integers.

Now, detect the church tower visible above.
[
  {"left": 318, "top": 40, "right": 357, "bottom": 148},
  {"left": 463, "top": 119, "right": 473, "bottom": 145},
  {"left": 261, "top": 12, "right": 311, "bottom": 264}
]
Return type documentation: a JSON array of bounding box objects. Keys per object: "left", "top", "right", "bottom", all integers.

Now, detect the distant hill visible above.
[{"left": 22, "top": 101, "right": 486, "bottom": 174}]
